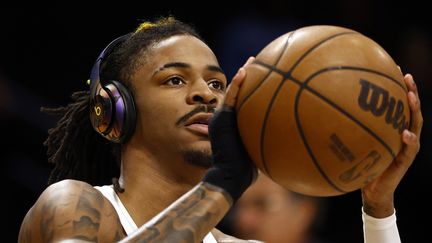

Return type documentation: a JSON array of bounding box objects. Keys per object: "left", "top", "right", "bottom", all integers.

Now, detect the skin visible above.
[
  {"left": 19, "top": 34, "right": 231, "bottom": 243},
  {"left": 361, "top": 73, "right": 422, "bottom": 218},
  {"left": 233, "top": 173, "right": 319, "bottom": 243},
  {"left": 117, "top": 35, "right": 228, "bottom": 227},
  {"left": 18, "top": 180, "right": 126, "bottom": 242},
  {"left": 18, "top": 32, "right": 422, "bottom": 242}
]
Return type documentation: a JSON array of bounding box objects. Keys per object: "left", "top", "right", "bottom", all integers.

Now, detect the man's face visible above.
[{"left": 130, "top": 35, "right": 227, "bottom": 168}]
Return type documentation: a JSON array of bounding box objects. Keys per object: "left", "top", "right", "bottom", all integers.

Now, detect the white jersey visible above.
[
  {"left": 95, "top": 184, "right": 400, "bottom": 243},
  {"left": 362, "top": 207, "right": 401, "bottom": 243},
  {"left": 94, "top": 185, "right": 217, "bottom": 243}
]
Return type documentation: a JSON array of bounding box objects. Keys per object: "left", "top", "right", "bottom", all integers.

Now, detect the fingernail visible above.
[
  {"left": 409, "top": 131, "right": 416, "bottom": 141},
  {"left": 233, "top": 68, "right": 241, "bottom": 79},
  {"left": 407, "top": 131, "right": 412, "bottom": 138},
  {"left": 406, "top": 74, "right": 415, "bottom": 86},
  {"left": 244, "top": 57, "right": 255, "bottom": 67},
  {"left": 403, "top": 130, "right": 413, "bottom": 141}
]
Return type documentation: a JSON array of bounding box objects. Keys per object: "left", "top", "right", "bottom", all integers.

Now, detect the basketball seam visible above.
[
  {"left": 285, "top": 32, "right": 398, "bottom": 192},
  {"left": 287, "top": 32, "right": 357, "bottom": 73},
  {"left": 258, "top": 31, "right": 296, "bottom": 178},
  {"left": 237, "top": 30, "right": 296, "bottom": 179},
  {"left": 307, "top": 66, "right": 406, "bottom": 90},
  {"left": 260, "top": 32, "right": 357, "bottom": 193},
  {"left": 259, "top": 75, "right": 288, "bottom": 176},
  {"left": 300, "top": 67, "right": 398, "bottom": 158},
  {"left": 237, "top": 30, "right": 296, "bottom": 111}
]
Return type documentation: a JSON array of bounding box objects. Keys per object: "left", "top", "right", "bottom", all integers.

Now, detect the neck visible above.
[{"left": 117, "top": 144, "right": 208, "bottom": 226}]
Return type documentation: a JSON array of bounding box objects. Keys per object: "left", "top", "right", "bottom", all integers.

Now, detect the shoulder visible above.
[
  {"left": 32, "top": 179, "right": 105, "bottom": 212},
  {"left": 43, "top": 179, "right": 97, "bottom": 197},
  {"left": 211, "top": 228, "right": 264, "bottom": 243},
  {"left": 18, "top": 179, "right": 125, "bottom": 243},
  {"left": 47, "top": 179, "right": 105, "bottom": 200}
]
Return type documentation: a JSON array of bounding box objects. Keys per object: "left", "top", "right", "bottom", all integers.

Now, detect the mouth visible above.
[{"left": 184, "top": 113, "right": 213, "bottom": 136}]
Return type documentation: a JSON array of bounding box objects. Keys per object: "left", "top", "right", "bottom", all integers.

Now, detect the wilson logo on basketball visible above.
[{"left": 358, "top": 79, "right": 408, "bottom": 134}]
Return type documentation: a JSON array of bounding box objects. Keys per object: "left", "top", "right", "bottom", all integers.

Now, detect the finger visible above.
[
  {"left": 407, "top": 91, "right": 423, "bottom": 136},
  {"left": 393, "top": 130, "right": 419, "bottom": 170},
  {"left": 404, "top": 73, "right": 420, "bottom": 101},
  {"left": 223, "top": 57, "right": 255, "bottom": 108},
  {"left": 404, "top": 74, "right": 423, "bottom": 137},
  {"left": 224, "top": 68, "right": 246, "bottom": 108},
  {"left": 243, "top": 56, "right": 255, "bottom": 68},
  {"left": 402, "top": 129, "right": 418, "bottom": 147}
]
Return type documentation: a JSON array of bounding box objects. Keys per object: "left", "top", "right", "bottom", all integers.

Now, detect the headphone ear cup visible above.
[
  {"left": 90, "top": 83, "right": 113, "bottom": 135},
  {"left": 89, "top": 79, "right": 136, "bottom": 143},
  {"left": 103, "top": 80, "right": 137, "bottom": 143}
]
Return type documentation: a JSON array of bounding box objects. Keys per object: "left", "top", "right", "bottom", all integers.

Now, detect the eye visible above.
[
  {"left": 208, "top": 80, "right": 226, "bottom": 91},
  {"left": 164, "top": 76, "right": 185, "bottom": 86}
]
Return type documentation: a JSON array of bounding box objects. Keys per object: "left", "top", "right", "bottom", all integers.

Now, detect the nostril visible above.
[
  {"left": 192, "top": 95, "right": 204, "bottom": 103},
  {"left": 209, "top": 98, "right": 217, "bottom": 105}
]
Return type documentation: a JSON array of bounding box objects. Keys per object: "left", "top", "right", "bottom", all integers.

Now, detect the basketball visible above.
[{"left": 235, "top": 25, "right": 410, "bottom": 196}]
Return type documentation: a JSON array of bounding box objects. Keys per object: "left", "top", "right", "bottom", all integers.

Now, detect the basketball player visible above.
[{"left": 18, "top": 16, "right": 422, "bottom": 242}]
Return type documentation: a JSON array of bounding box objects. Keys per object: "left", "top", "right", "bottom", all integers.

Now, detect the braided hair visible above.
[{"left": 43, "top": 16, "right": 203, "bottom": 187}]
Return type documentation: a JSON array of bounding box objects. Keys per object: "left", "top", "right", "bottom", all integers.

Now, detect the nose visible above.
[
  {"left": 234, "top": 206, "right": 260, "bottom": 236},
  {"left": 186, "top": 80, "right": 218, "bottom": 105}
]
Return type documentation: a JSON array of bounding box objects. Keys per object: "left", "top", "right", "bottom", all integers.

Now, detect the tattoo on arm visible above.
[
  {"left": 40, "top": 193, "right": 61, "bottom": 242},
  {"left": 119, "top": 182, "right": 232, "bottom": 243},
  {"left": 20, "top": 182, "right": 126, "bottom": 243},
  {"left": 71, "top": 188, "right": 102, "bottom": 241}
]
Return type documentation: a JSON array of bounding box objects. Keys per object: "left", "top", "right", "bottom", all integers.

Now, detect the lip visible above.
[{"left": 184, "top": 113, "right": 213, "bottom": 136}]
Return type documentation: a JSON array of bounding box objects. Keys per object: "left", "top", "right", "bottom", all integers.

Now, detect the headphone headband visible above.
[{"left": 89, "top": 33, "right": 132, "bottom": 92}]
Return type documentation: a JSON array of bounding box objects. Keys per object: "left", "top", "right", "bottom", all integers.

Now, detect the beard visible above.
[{"left": 182, "top": 148, "right": 213, "bottom": 169}]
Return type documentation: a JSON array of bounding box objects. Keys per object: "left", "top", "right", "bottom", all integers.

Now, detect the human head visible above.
[
  {"left": 232, "top": 172, "right": 326, "bottom": 243},
  {"left": 43, "top": 16, "right": 225, "bottom": 186}
]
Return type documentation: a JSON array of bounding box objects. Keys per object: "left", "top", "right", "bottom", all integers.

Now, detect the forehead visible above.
[{"left": 148, "top": 35, "right": 219, "bottom": 67}]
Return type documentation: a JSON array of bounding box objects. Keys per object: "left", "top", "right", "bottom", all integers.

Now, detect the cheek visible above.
[
  {"left": 137, "top": 103, "right": 180, "bottom": 135},
  {"left": 133, "top": 105, "right": 184, "bottom": 153}
]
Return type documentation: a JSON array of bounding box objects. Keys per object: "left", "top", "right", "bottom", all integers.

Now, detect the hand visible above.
[
  {"left": 361, "top": 73, "right": 423, "bottom": 218},
  {"left": 223, "top": 57, "right": 255, "bottom": 108},
  {"left": 202, "top": 57, "right": 257, "bottom": 204}
]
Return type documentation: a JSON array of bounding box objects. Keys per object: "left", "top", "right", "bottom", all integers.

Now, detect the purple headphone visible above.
[{"left": 89, "top": 34, "right": 136, "bottom": 143}]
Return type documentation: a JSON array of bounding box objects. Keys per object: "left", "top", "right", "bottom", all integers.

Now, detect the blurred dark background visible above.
[{"left": 2, "top": 3, "right": 430, "bottom": 242}]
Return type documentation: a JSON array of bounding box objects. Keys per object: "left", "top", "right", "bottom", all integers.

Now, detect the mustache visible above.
[{"left": 176, "top": 105, "right": 216, "bottom": 127}]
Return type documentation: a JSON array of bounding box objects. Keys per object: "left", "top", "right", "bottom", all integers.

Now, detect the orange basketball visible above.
[{"left": 235, "top": 25, "right": 410, "bottom": 196}]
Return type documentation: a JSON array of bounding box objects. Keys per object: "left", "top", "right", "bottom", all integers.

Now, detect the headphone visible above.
[{"left": 89, "top": 33, "right": 137, "bottom": 143}]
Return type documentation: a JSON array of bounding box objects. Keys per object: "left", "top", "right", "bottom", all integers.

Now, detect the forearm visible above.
[{"left": 119, "top": 182, "right": 232, "bottom": 243}]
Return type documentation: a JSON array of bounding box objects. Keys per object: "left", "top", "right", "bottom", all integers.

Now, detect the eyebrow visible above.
[
  {"left": 152, "top": 62, "right": 225, "bottom": 76},
  {"left": 207, "top": 65, "right": 224, "bottom": 75}
]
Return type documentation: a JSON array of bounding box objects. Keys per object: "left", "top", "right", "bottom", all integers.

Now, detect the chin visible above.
[{"left": 182, "top": 148, "right": 213, "bottom": 169}]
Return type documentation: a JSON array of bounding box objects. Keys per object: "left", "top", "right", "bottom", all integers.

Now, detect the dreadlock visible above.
[
  {"left": 42, "top": 16, "right": 203, "bottom": 187},
  {"left": 42, "top": 91, "right": 120, "bottom": 186}
]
